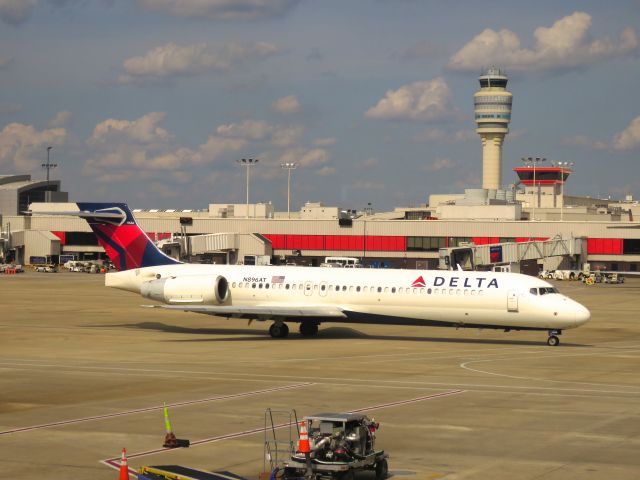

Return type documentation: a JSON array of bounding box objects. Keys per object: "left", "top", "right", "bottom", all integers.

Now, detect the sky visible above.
[{"left": 0, "top": 0, "right": 639, "bottom": 211}]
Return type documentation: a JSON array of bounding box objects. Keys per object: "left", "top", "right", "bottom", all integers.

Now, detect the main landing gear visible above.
[
  {"left": 269, "top": 322, "right": 289, "bottom": 338},
  {"left": 299, "top": 321, "right": 319, "bottom": 337},
  {"left": 547, "top": 329, "right": 562, "bottom": 346}
]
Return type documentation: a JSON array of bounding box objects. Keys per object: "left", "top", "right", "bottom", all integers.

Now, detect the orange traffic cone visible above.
[
  {"left": 119, "top": 447, "right": 129, "bottom": 480},
  {"left": 298, "top": 421, "right": 311, "bottom": 453}
]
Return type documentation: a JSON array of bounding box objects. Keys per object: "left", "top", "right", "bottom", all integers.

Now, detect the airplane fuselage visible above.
[{"left": 107, "top": 264, "right": 590, "bottom": 332}]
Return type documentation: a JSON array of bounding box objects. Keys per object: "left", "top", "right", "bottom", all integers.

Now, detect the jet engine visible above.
[{"left": 141, "top": 275, "right": 229, "bottom": 305}]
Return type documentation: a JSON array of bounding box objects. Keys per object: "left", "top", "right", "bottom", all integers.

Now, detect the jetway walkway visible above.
[{"left": 439, "top": 236, "right": 587, "bottom": 271}]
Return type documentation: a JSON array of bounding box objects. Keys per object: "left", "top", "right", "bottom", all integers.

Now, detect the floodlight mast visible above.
[
  {"left": 281, "top": 162, "right": 298, "bottom": 219},
  {"left": 236, "top": 158, "right": 259, "bottom": 218}
]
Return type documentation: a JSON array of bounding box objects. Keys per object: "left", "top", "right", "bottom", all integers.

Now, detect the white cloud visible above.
[
  {"left": 275, "top": 147, "right": 329, "bottom": 168},
  {"left": 48, "top": 110, "right": 72, "bottom": 128},
  {"left": 0, "top": 122, "right": 67, "bottom": 171},
  {"left": 118, "top": 41, "right": 279, "bottom": 84},
  {"left": 88, "top": 112, "right": 171, "bottom": 145},
  {"left": 447, "top": 12, "right": 638, "bottom": 73},
  {"left": 613, "top": 116, "right": 640, "bottom": 151},
  {"left": 0, "top": 0, "right": 37, "bottom": 25},
  {"left": 272, "top": 95, "right": 301, "bottom": 114},
  {"left": 365, "top": 77, "right": 455, "bottom": 122},
  {"left": 136, "top": 0, "right": 300, "bottom": 20},
  {"left": 198, "top": 135, "right": 247, "bottom": 163},
  {"left": 217, "top": 120, "right": 272, "bottom": 140},
  {"left": 217, "top": 120, "right": 303, "bottom": 147},
  {"left": 271, "top": 125, "right": 303, "bottom": 147},
  {"left": 413, "top": 128, "right": 475, "bottom": 143},
  {"left": 420, "top": 157, "right": 457, "bottom": 172},
  {"left": 313, "top": 137, "right": 336, "bottom": 147}
]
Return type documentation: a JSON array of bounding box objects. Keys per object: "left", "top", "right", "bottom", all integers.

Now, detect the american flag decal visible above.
[{"left": 272, "top": 275, "right": 285, "bottom": 284}]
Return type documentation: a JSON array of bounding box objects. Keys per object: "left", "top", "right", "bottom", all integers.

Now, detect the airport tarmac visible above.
[{"left": 1, "top": 271, "right": 639, "bottom": 480}]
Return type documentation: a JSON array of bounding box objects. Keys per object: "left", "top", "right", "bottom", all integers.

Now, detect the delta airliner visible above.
[{"left": 41, "top": 203, "right": 591, "bottom": 346}]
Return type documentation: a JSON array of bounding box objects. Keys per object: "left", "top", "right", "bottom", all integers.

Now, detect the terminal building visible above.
[{"left": 1, "top": 69, "right": 639, "bottom": 273}]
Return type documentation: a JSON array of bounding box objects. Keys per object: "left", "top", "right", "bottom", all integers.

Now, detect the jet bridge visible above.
[{"left": 439, "top": 237, "right": 587, "bottom": 273}]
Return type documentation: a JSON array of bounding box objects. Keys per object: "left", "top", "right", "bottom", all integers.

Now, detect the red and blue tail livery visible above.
[{"left": 76, "top": 202, "right": 180, "bottom": 271}]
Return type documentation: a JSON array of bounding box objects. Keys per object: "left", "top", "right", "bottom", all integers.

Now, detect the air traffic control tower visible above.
[{"left": 474, "top": 67, "right": 513, "bottom": 190}]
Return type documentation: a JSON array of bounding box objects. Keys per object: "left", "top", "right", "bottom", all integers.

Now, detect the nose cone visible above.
[{"left": 574, "top": 302, "right": 591, "bottom": 326}]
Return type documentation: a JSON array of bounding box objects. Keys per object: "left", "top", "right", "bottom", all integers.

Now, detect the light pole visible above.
[
  {"left": 556, "top": 161, "right": 574, "bottom": 221},
  {"left": 235, "top": 158, "right": 259, "bottom": 218},
  {"left": 42, "top": 146, "right": 57, "bottom": 186},
  {"left": 280, "top": 162, "right": 298, "bottom": 218},
  {"left": 522, "top": 156, "right": 546, "bottom": 221}
]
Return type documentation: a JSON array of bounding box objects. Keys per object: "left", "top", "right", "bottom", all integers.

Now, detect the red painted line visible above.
[
  {"left": 100, "top": 389, "right": 465, "bottom": 473},
  {"left": 0, "top": 383, "right": 313, "bottom": 436}
]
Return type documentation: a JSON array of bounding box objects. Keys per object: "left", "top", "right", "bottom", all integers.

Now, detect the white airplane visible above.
[{"left": 48, "top": 203, "right": 591, "bottom": 346}]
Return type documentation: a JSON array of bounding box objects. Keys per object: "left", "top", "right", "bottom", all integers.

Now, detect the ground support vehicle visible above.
[
  {"left": 279, "top": 413, "right": 388, "bottom": 480},
  {"left": 34, "top": 264, "right": 58, "bottom": 273}
]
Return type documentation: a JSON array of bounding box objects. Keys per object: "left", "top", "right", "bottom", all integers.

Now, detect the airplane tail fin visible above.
[{"left": 75, "top": 202, "right": 181, "bottom": 271}]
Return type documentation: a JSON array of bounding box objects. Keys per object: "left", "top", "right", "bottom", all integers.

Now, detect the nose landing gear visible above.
[{"left": 547, "top": 329, "right": 562, "bottom": 346}]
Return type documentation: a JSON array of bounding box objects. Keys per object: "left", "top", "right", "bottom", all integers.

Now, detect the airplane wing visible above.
[{"left": 143, "top": 304, "right": 347, "bottom": 320}]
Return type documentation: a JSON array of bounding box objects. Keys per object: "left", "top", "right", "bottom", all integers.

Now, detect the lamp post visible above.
[
  {"left": 556, "top": 161, "right": 574, "bottom": 221},
  {"left": 235, "top": 158, "right": 259, "bottom": 218},
  {"left": 521, "top": 156, "right": 546, "bottom": 221},
  {"left": 42, "top": 146, "right": 57, "bottom": 185},
  {"left": 280, "top": 162, "right": 298, "bottom": 219}
]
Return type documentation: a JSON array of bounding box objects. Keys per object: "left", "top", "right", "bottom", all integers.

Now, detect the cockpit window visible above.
[
  {"left": 538, "top": 287, "right": 559, "bottom": 295},
  {"left": 530, "top": 288, "right": 538, "bottom": 295}
]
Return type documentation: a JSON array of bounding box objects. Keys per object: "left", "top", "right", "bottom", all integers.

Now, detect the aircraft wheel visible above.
[
  {"left": 299, "top": 322, "right": 319, "bottom": 336},
  {"left": 547, "top": 335, "right": 560, "bottom": 347},
  {"left": 269, "top": 322, "right": 289, "bottom": 339},
  {"left": 375, "top": 459, "right": 389, "bottom": 480}
]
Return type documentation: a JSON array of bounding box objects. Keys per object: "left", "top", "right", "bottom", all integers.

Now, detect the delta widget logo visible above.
[{"left": 411, "top": 276, "right": 426, "bottom": 287}]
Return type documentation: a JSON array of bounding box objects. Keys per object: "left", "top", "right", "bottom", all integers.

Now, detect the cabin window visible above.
[
  {"left": 391, "top": 287, "right": 396, "bottom": 293},
  {"left": 279, "top": 284, "right": 283, "bottom": 289},
  {"left": 530, "top": 288, "right": 537, "bottom": 295},
  {"left": 265, "top": 283, "right": 270, "bottom": 289},
  {"left": 363, "top": 286, "right": 368, "bottom": 292},
  {"left": 252, "top": 283, "right": 257, "bottom": 289},
  {"left": 398, "top": 287, "right": 403, "bottom": 294},
  {"left": 464, "top": 289, "right": 469, "bottom": 296},
  {"left": 292, "top": 284, "right": 296, "bottom": 290},
  {"left": 349, "top": 286, "right": 354, "bottom": 292},
  {"left": 471, "top": 290, "right": 476, "bottom": 296},
  {"left": 456, "top": 289, "right": 461, "bottom": 295},
  {"left": 413, "top": 288, "right": 417, "bottom": 294},
  {"left": 232, "top": 282, "right": 237, "bottom": 288},
  {"left": 377, "top": 287, "right": 382, "bottom": 293},
  {"left": 313, "top": 285, "right": 318, "bottom": 291},
  {"left": 434, "top": 288, "right": 439, "bottom": 294},
  {"left": 335, "top": 285, "right": 340, "bottom": 291},
  {"left": 299, "top": 284, "right": 303, "bottom": 290},
  {"left": 427, "top": 288, "right": 432, "bottom": 294},
  {"left": 478, "top": 290, "right": 484, "bottom": 296},
  {"left": 285, "top": 284, "right": 290, "bottom": 290},
  {"left": 258, "top": 283, "right": 263, "bottom": 289},
  {"left": 321, "top": 284, "right": 326, "bottom": 291},
  {"left": 356, "top": 286, "right": 361, "bottom": 292},
  {"left": 342, "top": 286, "right": 347, "bottom": 291},
  {"left": 384, "top": 287, "right": 389, "bottom": 293}
]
